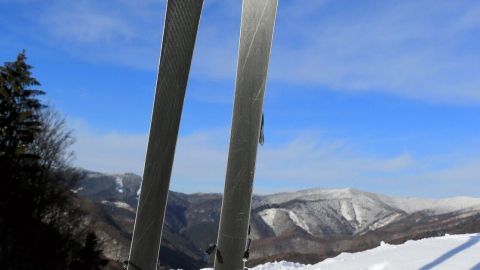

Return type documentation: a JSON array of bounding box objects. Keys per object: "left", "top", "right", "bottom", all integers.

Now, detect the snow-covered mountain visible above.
[
  {"left": 73, "top": 170, "right": 480, "bottom": 269},
  {"left": 251, "top": 188, "right": 480, "bottom": 238},
  {"left": 202, "top": 233, "right": 480, "bottom": 270}
]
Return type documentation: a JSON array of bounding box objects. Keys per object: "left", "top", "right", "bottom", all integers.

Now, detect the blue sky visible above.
[{"left": 1, "top": 0, "right": 480, "bottom": 197}]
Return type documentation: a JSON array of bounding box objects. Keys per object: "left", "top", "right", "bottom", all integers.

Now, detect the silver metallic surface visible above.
[
  {"left": 127, "top": 0, "right": 203, "bottom": 269},
  {"left": 214, "top": 0, "right": 278, "bottom": 269}
]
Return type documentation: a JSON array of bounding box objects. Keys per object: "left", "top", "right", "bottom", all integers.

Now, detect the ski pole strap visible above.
[
  {"left": 259, "top": 113, "right": 265, "bottom": 145},
  {"left": 243, "top": 238, "right": 252, "bottom": 261},
  {"left": 243, "top": 225, "right": 252, "bottom": 261},
  {"left": 205, "top": 243, "right": 217, "bottom": 255}
]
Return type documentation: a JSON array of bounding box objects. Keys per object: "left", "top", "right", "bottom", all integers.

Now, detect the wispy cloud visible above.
[
  {"left": 13, "top": 0, "right": 166, "bottom": 70},
  {"left": 268, "top": 1, "right": 480, "bottom": 104},
  {"left": 69, "top": 120, "right": 480, "bottom": 197},
  {"left": 71, "top": 119, "right": 148, "bottom": 174},
  {"left": 7, "top": 0, "right": 480, "bottom": 104},
  {"left": 43, "top": 2, "right": 135, "bottom": 44},
  {"left": 197, "top": 0, "right": 480, "bottom": 104},
  {"left": 256, "top": 134, "right": 416, "bottom": 186},
  {"left": 4, "top": 0, "right": 480, "bottom": 197}
]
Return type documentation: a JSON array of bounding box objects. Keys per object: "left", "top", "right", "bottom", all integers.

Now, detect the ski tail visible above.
[{"left": 127, "top": 1, "right": 203, "bottom": 269}]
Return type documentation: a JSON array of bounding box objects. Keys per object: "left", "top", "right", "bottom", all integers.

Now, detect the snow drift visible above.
[{"left": 203, "top": 233, "right": 480, "bottom": 269}]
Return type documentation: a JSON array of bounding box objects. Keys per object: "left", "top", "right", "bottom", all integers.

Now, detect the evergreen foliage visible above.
[
  {"left": 71, "top": 232, "right": 109, "bottom": 270},
  {"left": 0, "top": 52, "right": 108, "bottom": 269}
]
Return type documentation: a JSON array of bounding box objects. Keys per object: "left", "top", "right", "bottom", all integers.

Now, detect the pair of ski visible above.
[{"left": 128, "top": 0, "right": 278, "bottom": 269}]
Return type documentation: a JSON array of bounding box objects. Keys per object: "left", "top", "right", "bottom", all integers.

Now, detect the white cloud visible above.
[
  {"left": 170, "top": 129, "right": 230, "bottom": 191},
  {"left": 268, "top": 1, "right": 480, "bottom": 104},
  {"left": 20, "top": 0, "right": 165, "bottom": 70},
  {"left": 194, "top": 0, "right": 480, "bottom": 104},
  {"left": 409, "top": 158, "right": 480, "bottom": 194},
  {"left": 43, "top": 2, "right": 135, "bottom": 44},
  {"left": 71, "top": 119, "right": 148, "bottom": 174},
  {"left": 11, "top": 0, "right": 480, "bottom": 104},
  {"left": 456, "top": 4, "right": 480, "bottom": 30},
  {"left": 70, "top": 120, "right": 421, "bottom": 193},
  {"left": 70, "top": 119, "right": 480, "bottom": 196},
  {"left": 256, "top": 135, "right": 416, "bottom": 184}
]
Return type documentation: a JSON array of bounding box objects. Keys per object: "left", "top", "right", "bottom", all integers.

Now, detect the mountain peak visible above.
[{"left": 75, "top": 170, "right": 480, "bottom": 269}]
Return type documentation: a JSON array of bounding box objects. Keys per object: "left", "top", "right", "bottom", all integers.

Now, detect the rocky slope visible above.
[{"left": 74, "top": 170, "right": 480, "bottom": 269}]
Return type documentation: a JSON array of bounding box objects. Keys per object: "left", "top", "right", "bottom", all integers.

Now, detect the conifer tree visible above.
[
  {"left": 0, "top": 52, "right": 46, "bottom": 267},
  {"left": 0, "top": 52, "right": 107, "bottom": 269},
  {"left": 71, "top": 232, "right": 109, "bottom": 270},
  {"left": 0, "top": 51, "right": 44, "bottom": 158}
]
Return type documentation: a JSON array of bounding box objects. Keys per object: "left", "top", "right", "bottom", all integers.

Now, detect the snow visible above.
[
  {"left": 255, "top": 188, "right": 480, "bottom": 215},
  {"left": 259, "top": 208, "right": 277, "bottom": 228},
  {"left": 115, "top": 176, "right": 124, "bottom": 193},
  {"left": 351, "top": 201, "right": 364, "bottom": 225},
  {"left": 287, "top": 210, "right": 312, "bottom": 235},
  {"left": 377, "top": 195, "right": 480, "bottom": 215},
  {"left": 367, "top": 212, "right": 403, "bottom": 231},
  {"left": 340, "top": 200, "right": 355, "bottom": 222},
  {"left": 201, "top": 233, "right": 480, "bottom": 269},
  {"left": 70, "top": 186, "right": 84, "bottom": 194},
  {"left": 259, "top": 208, "right": 313, "bottom": 236},
  {"left": 101, "top": 200, "right": 135, "bottom": 212},
  {"left": 252, "top": 188, "right": 480, "bottom": 236},
  {"left": 112, "top": 201, "right": 135, "bottom": 212},
  {"left": 258, "top": 209, "right": 291, "bottom": 236}
]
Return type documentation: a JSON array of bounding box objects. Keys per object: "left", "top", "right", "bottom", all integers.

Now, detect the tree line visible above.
[{"left": 0, "top": 52, "right": 108, "bottom": 269}]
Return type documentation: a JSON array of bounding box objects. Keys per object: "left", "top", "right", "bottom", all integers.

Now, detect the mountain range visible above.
[{"left": 74, "top": 170, "right": 480, "bottom": 269}]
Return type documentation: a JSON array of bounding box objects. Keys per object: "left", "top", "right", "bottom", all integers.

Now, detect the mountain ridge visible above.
[{"left": 73, "top": 169, "right": 480, "bottom": 269}]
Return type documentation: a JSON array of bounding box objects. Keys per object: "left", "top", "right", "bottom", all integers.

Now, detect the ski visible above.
[
  {"left": 127, "top": 0, "right": 203, "bottom": 269},
  {"left": 214, "top": 0, "right": 278, "bottom": 269}
]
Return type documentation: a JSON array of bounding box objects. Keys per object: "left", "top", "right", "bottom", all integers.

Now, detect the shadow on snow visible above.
[{"left": 418, "top": 235, "right": 480, "bottom": 270}]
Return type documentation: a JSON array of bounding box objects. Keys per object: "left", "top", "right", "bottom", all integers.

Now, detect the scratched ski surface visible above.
[
  {"left": 214, "top": 0, "right": 278, "bottom": 269},
  {"left": 127, "top": 1, "right": 203, "bottom": 269}
]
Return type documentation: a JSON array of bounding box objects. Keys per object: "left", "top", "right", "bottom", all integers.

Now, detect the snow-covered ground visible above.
[{"left": 203, "top": 233, "right": 480, "bottom": 270}]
